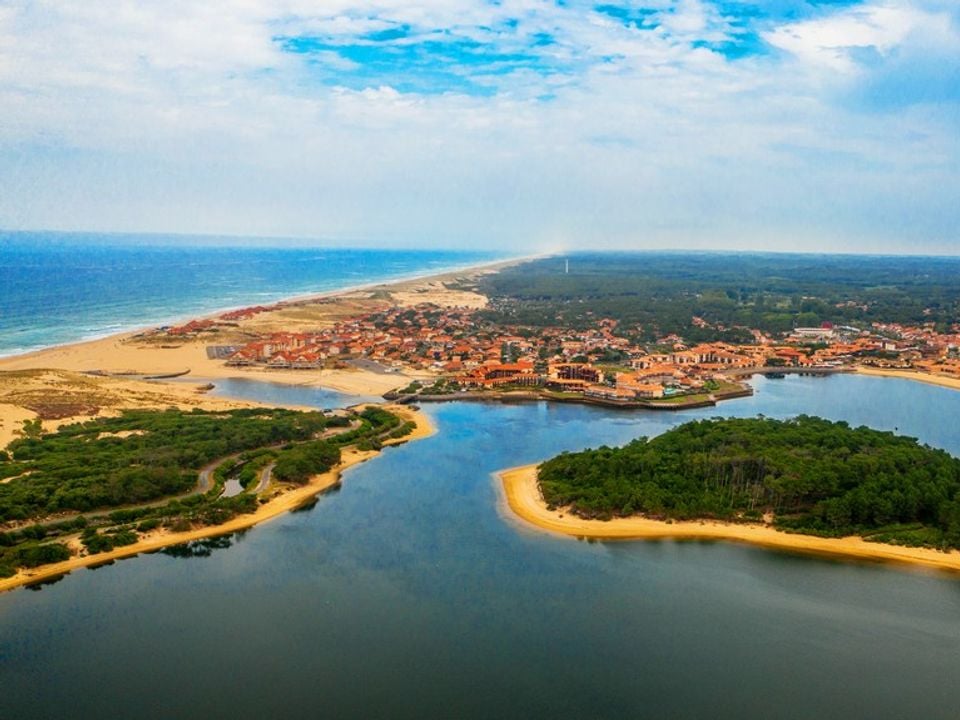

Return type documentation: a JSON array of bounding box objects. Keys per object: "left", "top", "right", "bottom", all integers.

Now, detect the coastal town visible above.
[{"left": 155, "top": 296, "right": 960, "bottom": 408}]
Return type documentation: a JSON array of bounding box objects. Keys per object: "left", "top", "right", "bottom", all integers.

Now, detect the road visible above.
[
  {"left": 254, "top": 462, "right": 275, "bottom": 494},
  {"left": 23, "top": 415, "right": 381, "bottom": 529}
]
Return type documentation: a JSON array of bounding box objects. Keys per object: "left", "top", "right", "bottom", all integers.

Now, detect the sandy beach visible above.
[
  {"left": 855, "top": 366, "right": 960, "bottom": 391},
  {"left": 0, "top": 254, "right": 511, "bottom": 591},
  {"left": 497, "top": 464, "right": 960, "bottom": 573},
  {"left": 0, "top": 255, "right": 533, "bottom": 447},
  {"left": 0, "top": 405, "right": 434, "bottom": 593},
  {"left": 0, "top": 257, "right": 522, "bottom": 376},
  {"left": 0, "top": 334, "right": 427, "bottom": 396},
  {"left": 7, "top": 251, "right": 960, "bottom": 587}
]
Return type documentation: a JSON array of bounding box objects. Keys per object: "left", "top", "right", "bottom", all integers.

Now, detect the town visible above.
[{"left": 159, "top": 298, "right": 960, "bottom": 408}]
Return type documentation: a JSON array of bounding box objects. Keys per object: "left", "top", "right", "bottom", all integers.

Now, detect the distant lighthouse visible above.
[{"left": 565, "top": 259, "right": 569, "bottom": 274}]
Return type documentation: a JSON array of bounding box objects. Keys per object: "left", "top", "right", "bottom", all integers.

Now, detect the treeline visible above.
[
  {"left": 479, "top": 253, "right": 960, "bottom": 339},
  {"left": 0, "top": 407, "right": 330, "bottom": 521},
  {"left": 538, "top": 416, "right": 960, "bottom": 549},
  {"left": 0, "top": 405, "right": 416, "bottom": 577},
  {"left": 274, "top": 441, "right": 341, "bottom": 484}
]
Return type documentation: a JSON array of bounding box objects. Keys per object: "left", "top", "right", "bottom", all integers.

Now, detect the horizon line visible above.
[{"left": 3, "top": 228, "right": 959, "bottom": 260}]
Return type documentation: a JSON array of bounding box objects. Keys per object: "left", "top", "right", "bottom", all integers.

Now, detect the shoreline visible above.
[
  {"left": 0, "top": 254, "right": 540, "bottom": 415},
  {"left": 496, "top": 464, "right": 960, "bottom": 574},
  {"left": 855, "top": 366, "right": 960, "bottom": 392},
  {"left": 0, "top": 253, "right": 535, "bottom": 364},
  {"left": 0, "top": 405, "right": 435, "bottom": 594},
  {"left": 401, "top": 385, "right": 752, "bottom": 410}
]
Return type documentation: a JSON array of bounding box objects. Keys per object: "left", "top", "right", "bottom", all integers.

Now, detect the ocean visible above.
[{"left": 0, "top": 232, "right": 506, "bottom": 356}]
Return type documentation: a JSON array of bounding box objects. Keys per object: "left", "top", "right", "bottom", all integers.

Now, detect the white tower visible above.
[{"left": 565, "top": 259, "right": 569, "bottom": 274}]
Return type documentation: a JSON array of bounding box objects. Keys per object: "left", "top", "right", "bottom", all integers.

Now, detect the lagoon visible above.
[{"left": 2, "top": 374, "right": 960, "bottom": 719}]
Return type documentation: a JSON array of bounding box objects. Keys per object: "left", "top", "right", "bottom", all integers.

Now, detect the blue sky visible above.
[{"left": 0, "top": 0, "right": 957, "bottom": 253}]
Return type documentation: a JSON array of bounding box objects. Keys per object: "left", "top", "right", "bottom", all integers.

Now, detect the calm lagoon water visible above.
[
  {"left": 206, "top": 376, "right": 378, "bottom": 409},
  {"left": 2, "top": 374, "right": 960, "bottom": 719}
]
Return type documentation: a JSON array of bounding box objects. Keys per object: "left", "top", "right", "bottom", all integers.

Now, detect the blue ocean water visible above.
[{"left": 0, "top": 232, "right": 507, "bottom": 356}]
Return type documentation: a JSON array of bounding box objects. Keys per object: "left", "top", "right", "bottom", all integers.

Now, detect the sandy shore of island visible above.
[
  {"left": 0, "top": 405, "right": 434, "bottom": 593},
  {"left": 497, "top": 464, "right": 960, "bottom": 574},
  {"left": 855, "top": 366, "right": 960, "bottom": 391}
]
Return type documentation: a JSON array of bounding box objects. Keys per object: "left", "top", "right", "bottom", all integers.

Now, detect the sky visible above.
[{"left": 0, "top": 0, "right": 958, "bottom": 254}]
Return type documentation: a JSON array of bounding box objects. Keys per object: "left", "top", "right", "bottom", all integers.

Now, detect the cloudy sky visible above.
[{"left": 0, "top": 1, "right": 957, "bottom": 253}]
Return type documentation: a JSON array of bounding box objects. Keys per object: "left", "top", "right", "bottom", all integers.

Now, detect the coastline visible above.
[
  {"left": 7, "top": 251, "right": 960, "bottom": 584},
  {"left": 0, "top": 254, "right": 539, "bottom": 430},
  {"left": 0, "top": 252, "right": 534, "bottom": 371},
  {"left": 0, "top": 405, "right": 434, "bottom": 594},
  {"left": 496, "top": 464, "right": 960, "bottom": 574},
  {"left": 0, "top": 254, "right": 529, "bottom": 361},
  {"left": 855, "top": 366, "right": 960, "bottom": 392}
]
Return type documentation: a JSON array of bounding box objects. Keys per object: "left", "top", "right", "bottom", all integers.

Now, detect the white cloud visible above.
[
  {"left": 0, "top": 1, "right": 956, "bottom": 253},
  {"left": 764, "top": 2, "right": 954, "bottom": 73}
]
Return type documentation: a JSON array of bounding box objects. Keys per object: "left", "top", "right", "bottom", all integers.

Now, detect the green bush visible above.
[
  {"left": 0, "top": 407, "right": 331, "bottom": 521},
  {"left": 17, "top": 543, "right": 70, "bottom": 567},
  {"left": 273, "top": 441, "right": 340, "bottom": 485},
  {"left": 538, "top": 416, "right": 960, "bottom": 547}
]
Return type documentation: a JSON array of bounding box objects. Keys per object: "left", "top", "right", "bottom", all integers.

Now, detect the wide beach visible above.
[
  {"left": 498, "top": 463, "right": 960, "bottom": 573},
  {"left": 855, "top": 366, "right": 960, "bottom": 391},
  {"left": 0, "top": 255, "right": 530, "bottom": 442},
  {"left": 0, "top": 255, "right": 507, "bottom": 591}
]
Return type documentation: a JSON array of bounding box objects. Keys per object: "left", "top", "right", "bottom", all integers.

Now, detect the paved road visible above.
[
  {"left": 196, "top": 457, "right": 226, "bottom": 494},
  {"left": 254, "top": 462, "right": 276, "bottom": 494}
]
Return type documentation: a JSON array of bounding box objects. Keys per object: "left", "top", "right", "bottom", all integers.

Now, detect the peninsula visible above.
[{"left": 0, "top": 403, "right": 431, "bottom": 591}]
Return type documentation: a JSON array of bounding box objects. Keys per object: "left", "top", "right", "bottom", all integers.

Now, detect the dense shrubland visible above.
[
  {"left": 539, "top": 416, "right": 960, "bottom": 549},
  {"left": 0, "top": 404, "right": 412, "bottom": 577},
  {"left": 0, "top": 408, "right": 330, "bottom": 520}
]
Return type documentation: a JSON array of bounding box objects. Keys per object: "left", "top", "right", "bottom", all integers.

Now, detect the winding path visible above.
[{"left": 254, "top": 462, "right": 275, "bottom": 494}]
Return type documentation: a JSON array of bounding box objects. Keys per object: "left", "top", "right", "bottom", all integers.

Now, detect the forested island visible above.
[
  {"left": 0, "top": 405, "right": 415, "bottom": 579},
  {"left": 538, "top": 416, "right": 960, "bottom": 550}
]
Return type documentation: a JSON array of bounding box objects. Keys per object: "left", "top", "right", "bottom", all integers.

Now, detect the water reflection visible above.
[
  {"left": 3, "top": 374, "right": 960, "bottom": 719},
  {"left": 24, "top": 574, "right": 65, "bottom": 591},
  {"left": 161, "top": 534, "right": 236, "bottom": 559}
]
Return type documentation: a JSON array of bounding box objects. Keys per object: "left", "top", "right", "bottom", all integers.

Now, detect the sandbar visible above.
[{"left": 497, "top": 463, "right": 960, "bottom": 573}]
